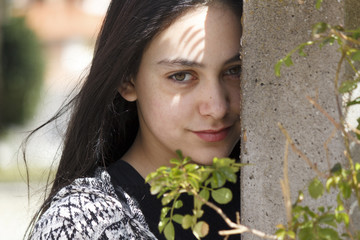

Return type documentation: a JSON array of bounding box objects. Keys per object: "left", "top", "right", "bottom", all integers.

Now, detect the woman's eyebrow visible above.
[
  {"left": 224, "top": 53, "right": 241, "bottom": 65},
  {"left": 157, "top": 53, "right": 240, "bottom": 68},
  {"left": 157, "top": 58, "right": 205, "bottom": 68}
]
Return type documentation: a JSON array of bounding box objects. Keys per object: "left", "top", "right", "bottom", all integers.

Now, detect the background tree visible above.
[{"left": 0, "top": 7, "right": 45, "bottom": 136}]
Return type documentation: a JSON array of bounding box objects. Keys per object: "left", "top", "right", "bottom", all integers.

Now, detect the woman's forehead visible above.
[{"left": 143, "top": 4, "right": 241, "bottom": 66}]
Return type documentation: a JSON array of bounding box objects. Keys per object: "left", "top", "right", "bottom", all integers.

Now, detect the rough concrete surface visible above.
[{"left": 240, "top": 0, "right": 351, "bottom": 239}]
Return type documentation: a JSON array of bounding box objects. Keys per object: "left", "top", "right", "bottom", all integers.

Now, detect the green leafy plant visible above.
[
  {"left": 146, "top": 151, "right": 243, "bottom": 240},
  {"left": 274, "top": 9, "right": 360, "bottom": 240},
  {"left": 147, "top": 151, "right": 281, "bottom": 239}
]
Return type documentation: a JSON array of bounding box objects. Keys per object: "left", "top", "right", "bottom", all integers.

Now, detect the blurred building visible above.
[{"left": 21, "top": 0, "right": 109, "bottom": 88}]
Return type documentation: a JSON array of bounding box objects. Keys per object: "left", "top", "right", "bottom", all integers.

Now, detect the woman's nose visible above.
[{"left": 198, "top": 80, "right": 229, "bottom": 119}]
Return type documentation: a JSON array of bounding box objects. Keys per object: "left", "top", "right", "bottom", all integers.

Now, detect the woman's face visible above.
[{"left": 121, "top": 3, "right": 241, "bottom": 166}]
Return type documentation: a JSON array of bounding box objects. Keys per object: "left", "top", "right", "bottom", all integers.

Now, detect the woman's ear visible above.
[{"left": 118, "top": 79, "right": 137, "bottom": 102}]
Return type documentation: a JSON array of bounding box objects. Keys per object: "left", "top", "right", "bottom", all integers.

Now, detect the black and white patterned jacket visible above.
[{"left": 31, "top": 169, "right": 158, "bottom": 240}]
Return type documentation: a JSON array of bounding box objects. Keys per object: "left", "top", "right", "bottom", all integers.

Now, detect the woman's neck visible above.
[{"left": 121, "top": 133, "right": 176, "bottom": 179}]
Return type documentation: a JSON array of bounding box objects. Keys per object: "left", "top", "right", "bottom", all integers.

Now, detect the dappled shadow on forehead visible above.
[
  {"left": 180, "top": 26, "right": 204, "bottom": 62},
  {"left": 150, "top": 3, "right": 240, "bottom": 67},
  {"left": 175, "top": 3, "right": 240, "bottom": 64},
  {"left": 174, "top": 12, "right": 206, "bottom": 63}
]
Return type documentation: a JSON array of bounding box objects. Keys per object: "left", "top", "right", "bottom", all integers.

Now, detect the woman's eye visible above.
[
  {"left": 169, "top": 72, "right": 195, "bottom": 82},
  {"left": 224, "top": 65, "right": 241, "bottom": 77}
]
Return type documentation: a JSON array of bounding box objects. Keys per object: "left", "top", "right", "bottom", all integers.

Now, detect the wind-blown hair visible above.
[{"left": 25, "top": 0, "right": 242, "bottom": 237}]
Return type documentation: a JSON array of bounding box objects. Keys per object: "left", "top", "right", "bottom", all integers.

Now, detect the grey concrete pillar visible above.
[{"left": 240, "top": 0, "right": 351, "bottom": 238}]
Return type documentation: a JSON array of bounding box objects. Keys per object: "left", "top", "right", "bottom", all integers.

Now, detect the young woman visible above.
[{"left": 27, "top": 0, "right": 242, "bottom": 239}]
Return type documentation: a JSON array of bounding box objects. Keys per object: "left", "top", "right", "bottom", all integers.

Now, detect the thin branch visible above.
[
  {"left": 191, "top": 190, "right": 278, "bottom": 239},
  {"left": 236, "top": 211, "right": 240, "bottom": 225},
  {"left": 331, "top": 29, "right": 360, "bottom": 46},
  {"left": 323, "top": 128, "right": 337, "bottom": 172},
  {"left": 306, "top": 96, "right": 342, "bottom": 130},
  {"left": 280, "top": 139, "right": 292, "bottom": 227},
  {"left": 333, "top": 51, "right": 346, "bottom": 136},
  {"left": 278, "top": 123, "right": 328, "bottom": 178},
  {"left": 307, "top": 96, "right": 360, "bottom": 145}
]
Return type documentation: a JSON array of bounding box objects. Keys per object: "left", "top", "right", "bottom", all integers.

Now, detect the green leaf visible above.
[
  {"left": 172, "top": 214, "right": 183, "bottom": 225},
  {"left": 303, "top": 206, "right": 316, "bottom": 218},
  {"left": 185, "top": 163, "right": 199, "bottom": 172},
  {"left": 351, "top": 27, "right": 360, "bottom": 39},
  {"left": 318, "top": 214, "right": 336, "bottom": 226},
  {"left": 188, "top": 177, "right": 200, "bottom": 191},
  {"left": 193, "top": 221, "right": 209, "bottom": 239},
  {"left": 283, "top": 55, "right": 293, "bottom": 67},
  {"left": 145, "top": 171, "right": 158, "bottom": 183},
  {"left": 161, "top": 207, "right": 171, "bottom": 218},
  {"left": 340, "top": 181, "right": 352, "bottom": 199},
  {"left": 312, "top": 22, "right": 328, "bottom": 36},
  {"left": 150, "top": 184, "right": 163, "bottom": 195},
  {"left": 199, "top": 169, "right": 212, "bottom": 182},
  {"left": 193, "top": 209, "right": 204, "bottom": 218},
  {"left": 211, "top": 187, "right": 232, "bottom": 204},
  {"left": 162, "top": 192, "right": 175, "bottom": 205},
  {"left": 308, "top": 177, "right": 324, "bottom": 199},
  {"left": 164, "top": 222, "right": 175, "bottom": 240},
  {"left": 219, "top": 166, "right": 237, "bottom": 183},
  {"left": 299, "top": 227, "right": 314, "bottom": 240},
  {"left": 336, "top": 201, "right": 344, "bottom": 212},
  {"left": 318, "top": 227, "right": 341, "bottom": 240},
  {"left": 287, "top": 231, "right": 296, "bottom": 239},
  {"left": 326, "top": 177, "right": 336, "bottom": 191},
  {"left": 339, "top": 80, "right": 358, "bottom": 93},
  {"left": 319, "top": 37, "right": 335, "bottom": 49},
  {"left": 275, "top": 228, "right": 286, "bottom": 240},
  {"left": 182, "top": 214, "right": 194, "bottom": 229},
  {"left": 315, "top": 0, "right": 323, "bottom": 9},
  {"left": 331, "top": 163, "right": 342, "bottom": 174},
  {"left": 194, "top": 189, "right": 209, "bottom": 209},
  {"left": 275, "top": 60, "right": 283, "bottom": 77},
  {"left": 211, "top": 170, "right": 226, "bottom": 188},
  {"left": 199, "top": 189, "right": 210, "bottom": 202},
  {"left": 188, "top": 172, "right": 202, "bottom": 181},
  {"left": 356, "top": 162, "right": 360, "bottom": 171},
  {"left": 174, "top": 200, "right": 183, "bottom": 209},
  {"left": 298, "top": 44, "right": 307, "bottom": 57},
  {"left": 333, "top": 25, "right": 345, "bottom": 31},
  {"left": 347, "top": 97, "right": 360, "bottom": 106},
  {"left": 159, "top": 217, "right": 170, "bottom": 233},
  {"left": 351, "top": 50, "right": 360, "bottom": 61},
  {"left": 213, "top": 157, "right": 235, "bottom": 168},
  {"left": 170, "top": 158, "right": 181, "bottom": 165},
  {"left": 175, "top": 150, "right": 184, "bottom": 159},
  {"left": 336, "top": 212, "right": 350, "bottom": 227}
]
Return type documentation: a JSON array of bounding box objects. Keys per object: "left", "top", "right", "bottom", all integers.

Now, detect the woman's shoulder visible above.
[{"left": 31, "top": 168, "right": 157, "bottom": 240}]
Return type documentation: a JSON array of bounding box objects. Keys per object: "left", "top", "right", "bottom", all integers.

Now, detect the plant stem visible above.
[
  {"left": 278, "top": 123, "right": 327, "bottom": 178},
  {"left": 191, "top": 190, "right": 278, "bottom": 239}
]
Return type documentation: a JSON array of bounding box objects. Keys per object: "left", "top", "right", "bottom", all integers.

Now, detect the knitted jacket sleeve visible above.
[{"left": 30, "top": 169, "right": 157, "bottom": 240}]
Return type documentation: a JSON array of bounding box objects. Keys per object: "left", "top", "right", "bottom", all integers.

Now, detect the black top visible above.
[{"left": 108, "top": 160, "right": 240, "bottom": 240}]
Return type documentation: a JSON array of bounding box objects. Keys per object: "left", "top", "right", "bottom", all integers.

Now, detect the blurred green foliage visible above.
[{"left": 0, "top": 16, "right": 45, "bottom": 135}]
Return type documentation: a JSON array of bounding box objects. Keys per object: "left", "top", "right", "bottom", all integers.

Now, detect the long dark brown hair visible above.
[{"left": 24, "top": 0, "right": 242, "bottom": 237}]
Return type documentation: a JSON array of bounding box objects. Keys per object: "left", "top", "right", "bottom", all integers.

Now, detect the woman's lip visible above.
[{"left": 192, "top": 127, "right": 230, "bottom": 142}]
